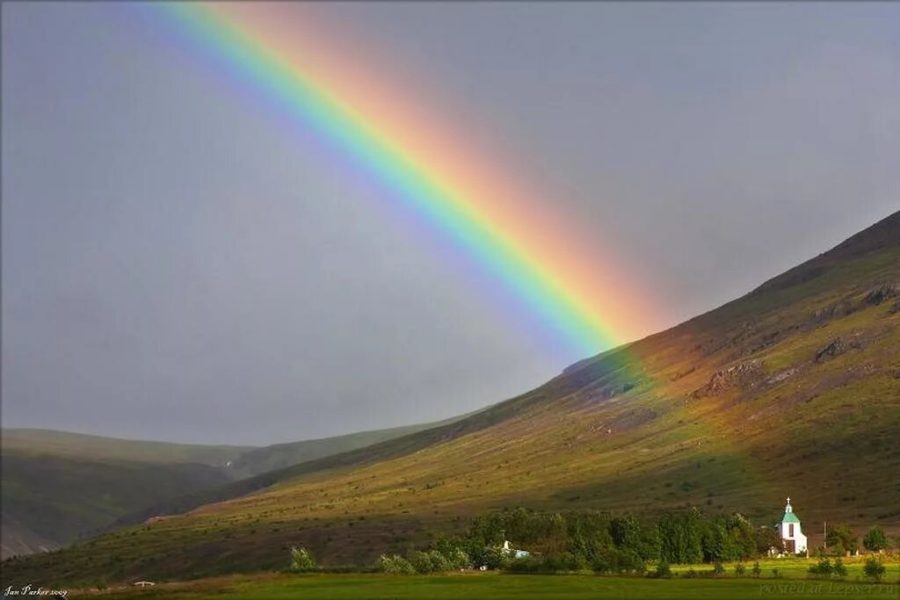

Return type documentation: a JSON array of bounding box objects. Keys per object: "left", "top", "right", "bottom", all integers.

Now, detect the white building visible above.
[
  {"left": 779, "top": 497, "right": 807, "bottom": 555},
  {"left": 501, "top": 540, "right": 530, "bottom": 559}
]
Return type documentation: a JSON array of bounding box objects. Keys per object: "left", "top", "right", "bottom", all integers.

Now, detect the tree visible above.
[
  {"left": 657, "top": 509, "right": 703, "bottom": 564},
  {"left": 863, "top": 557, "right": 885, "bottom": 582},
  {"left": 610, "top": 516, "right": 641, "bottom": 551},
  {"left": 289, "top": 546, "right": 316, "bottom": 571},
  {"left": 725, "top": 513, "right": 756, "bottom": 560},
  {"left": 610, "top": 515, "right": 659, "bottom": 561},
  {"left": 826, "top": 523, "right": 858, "bottom": 554},
  {"left": 863, "top": 526, "right": 887, "bottom": 552},
  {"left": 701, "top": 520, "right": 728, "bottom": 563},
  {"left": 755, "top": 526, "right": 780, "bottom": 555}
]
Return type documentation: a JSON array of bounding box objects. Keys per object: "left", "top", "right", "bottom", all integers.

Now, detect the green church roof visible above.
[{"left": 781, "top": 511, "right": 800, "bottom": 524}]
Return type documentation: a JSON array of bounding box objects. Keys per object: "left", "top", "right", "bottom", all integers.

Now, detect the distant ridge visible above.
[
  {"left": 751, "top": 210, "right": 899, "bottom": 295},
  {"left": 0, "top": 413, "right": 471, "bottom": 559}
]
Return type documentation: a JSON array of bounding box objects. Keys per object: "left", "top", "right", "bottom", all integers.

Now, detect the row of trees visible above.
[
  {"left": 457, "top": 507, "right": 777, "bottom": 566},
  {"left": 825, "top": 523, "right": 890, "bottom": 555},
  {"left": 289, "top": 507, "right": 894, "bottom": 576}
]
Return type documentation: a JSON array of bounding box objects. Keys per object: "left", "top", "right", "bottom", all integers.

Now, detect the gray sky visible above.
[{"left": 3, "top": 3, "right": 898, "bottom": 445}]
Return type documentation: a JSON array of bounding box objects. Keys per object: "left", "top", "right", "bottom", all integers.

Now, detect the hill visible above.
[
  {"left": 0, "top": 417, "right": 462, "bottom": 559},
  {"left": 0, "top": 450, "right": 234, "bottom": 558},
  {"left": 3, "top": 211, "right": 898, "bottom": 586},
  {"left": 1, "top": 428, "right": 250, "bottom": 467},
  {"left": 0, "top": 430, "right": 249, "bottom": 558},
  {"left": 224, "top": 413, "right": 473, "bottom": 479}
]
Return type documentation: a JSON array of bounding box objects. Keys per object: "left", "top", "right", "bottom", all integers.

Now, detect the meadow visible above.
[{"left": 68, "top": 560, "right": 900, "bottom": 600}]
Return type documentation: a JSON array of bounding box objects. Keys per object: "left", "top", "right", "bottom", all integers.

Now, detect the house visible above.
[
  {"left": 501, "top": 540, "right": 530, "bottom": 559},
  {"left": 778, "top": 497, "right": 807, "bottom": 555}
]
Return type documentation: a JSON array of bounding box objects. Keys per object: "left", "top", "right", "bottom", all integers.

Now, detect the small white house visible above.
[
  {"left": 501, "top": 540, "right": 530, "bottom": 559},
  {"left": 778, "top": 497, "right": 807, "bottom": 555}
]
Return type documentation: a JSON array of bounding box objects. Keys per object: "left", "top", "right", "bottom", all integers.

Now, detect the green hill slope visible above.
[
  {"left": 0, "top": 418, "right": 462, "bottom": 559},
  {"left": 1, "top": 429, "right": 250, "bottom": 467},
  {"left": 3, "top": 211, "right": 898, "bottom": 586},
  {"left": 0, "top": 450, "right": 233, "bottom": 558},
  {"left": 225, "top": 413, "right": 472, "bottom": 479},
  {"left": 0, "top": 431, "right": 250, "bottom": 558}
]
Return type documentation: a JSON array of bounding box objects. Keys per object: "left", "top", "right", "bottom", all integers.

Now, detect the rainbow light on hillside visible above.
[{"left": 150, "top": 3, "right": 659, "bottom": 358}]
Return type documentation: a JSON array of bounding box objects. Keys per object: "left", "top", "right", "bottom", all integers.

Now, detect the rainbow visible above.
[{"left": 149, "top": 3, "right": 658, "bottom": 358}]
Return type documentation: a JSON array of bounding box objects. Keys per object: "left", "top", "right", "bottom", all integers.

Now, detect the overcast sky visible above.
[{"left": 3, "top": 3, "right": 898, "bottom": 445}]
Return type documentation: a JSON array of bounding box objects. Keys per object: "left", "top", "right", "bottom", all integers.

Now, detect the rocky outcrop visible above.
[
  {"left": 814, "top": 338, "right": 846, "bottom": 362},
  {"left": 864, "top": 283, "right": 897, "bottom": 306},
  {"left": 692, "top": 360, "right": 764, "bottom": 398}
]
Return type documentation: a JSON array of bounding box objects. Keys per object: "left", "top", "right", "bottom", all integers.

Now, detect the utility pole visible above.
[{"left": 823, "top": 521, "right": 827, "bottom": 552}]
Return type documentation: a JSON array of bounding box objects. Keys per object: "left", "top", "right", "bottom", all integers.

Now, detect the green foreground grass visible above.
[{"left": 68, "top": 564, "right": 900, "bottom": 600}]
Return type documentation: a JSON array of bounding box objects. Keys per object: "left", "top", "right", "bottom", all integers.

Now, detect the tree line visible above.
[{"left": 288, "top": 506, "right": 893, "bottom": 575}]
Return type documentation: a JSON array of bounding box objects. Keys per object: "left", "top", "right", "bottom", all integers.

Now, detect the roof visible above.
[{"left": 781, "top": 511, "right": 800, "bottom": 524}]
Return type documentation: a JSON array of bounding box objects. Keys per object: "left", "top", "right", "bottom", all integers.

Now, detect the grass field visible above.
[{"left": 65, "top": 568, "right": 900, "bottom": 600}]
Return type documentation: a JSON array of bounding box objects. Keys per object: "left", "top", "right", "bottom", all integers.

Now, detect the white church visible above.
[{"left": 779, "top": 497, "right": 808, "bottom": 555}]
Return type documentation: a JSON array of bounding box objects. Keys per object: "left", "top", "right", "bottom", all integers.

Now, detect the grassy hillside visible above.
[
  {"left": 0, "top": 430, "right": 250, "bottom": 558},
  {"left": 1, "top": 429, "right": 250, "bottom": 467},
  {"left": 226, "top": 413, "right": 473, "bottom": 479},
  {"left": 0, "top": 450, "right": 233, "bottom": 558},
  {"left": 3, "top": 211, "right": 898, "bottom": 587},
  {"left": 0, "top": 420, "right": 462, "bottom": 559}
]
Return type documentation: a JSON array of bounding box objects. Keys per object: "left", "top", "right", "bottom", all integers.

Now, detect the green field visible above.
[{"left": 65, "top": 569, "right": 900, "bottom": 600}]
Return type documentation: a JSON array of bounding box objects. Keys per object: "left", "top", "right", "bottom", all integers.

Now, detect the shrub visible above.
[
  {"left": 863, "top": 557, "right": 885, "bottom": 581},
  {"left": 833, "top": 558, "right": 847, "bottom": 578},
  {"left": 771, "top": 568, "right": 780, "bottom": 578},
  {"left": 863, "top": 527, "right": 888, "bottom": 552},
  {"left": 377, "top": 554, "right": 416, "bottom": 575},
  {"left": 289, "top": 546, "right": 316, "bottom": 571},
  {"left": 407, "top": 550, "right": 454, "bottom": 575},
  {"left": 505, "top": 553, "right": 586, "bottom": 574},
  {"left": 592, "top": 548, "right": 644, "bottom": 575},
  {"left": 734, "top": 563, "right": 746, "bottom": 576},
  {"left": 713, "top": 561, "right": 725, "bottom": 577},
  {"left": 752, "top": 561, "right": 761, "bottom": 578},
  {"left": 618, "top": 549, "right": 646, "bottom": 574},
  {"left": 808, "top": 558, "right": 833, "bottom": 577},
  {"left": 442, "top": 547, "right": 471, "bottom": 570},
  {"left": 477, "top": 545, "right": 506, "bottom": 570},
  {"left": 427, "top": 549, "right": 453, "bottom": 573},
  {"left": 652, "top": 560, "right": 672, "bottom": 578},
  {"left": 506, "top": 556, "right": 543, "bottom": 574},
  {"left": 546, "top": 552, "right": 587, "bottom": 573},
  {"left": 408, "top": 551, "right": 434, "bottom": 574}
]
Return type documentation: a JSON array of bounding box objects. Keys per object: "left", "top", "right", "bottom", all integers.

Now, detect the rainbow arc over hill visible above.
[{"left": 151, "top": 3, "right": 659, "bottom": 358}]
